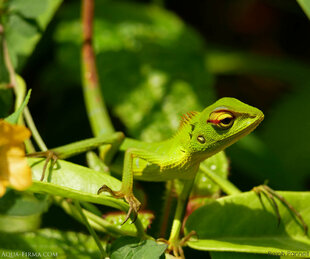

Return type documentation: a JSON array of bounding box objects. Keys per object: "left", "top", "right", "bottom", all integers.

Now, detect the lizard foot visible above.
[
  {"left": 253, "top": 184, "right": 308, "bottom": 235},
  {"left": 123, "top": 194, "right": 141, "bottom": 224},
  {"left": 97, "top": 184, "right": 124, "bottom": 197},
  {"left": 157, "top": 231, "right": 197, "bottom": 259},
  {"left": 97, "top": 185, "right": 141, "bottom": 224},
  {"left": 27, "top": 150, "right": 58, "bottom": 181}
]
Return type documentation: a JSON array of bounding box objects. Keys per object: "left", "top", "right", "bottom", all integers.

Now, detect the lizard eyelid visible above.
[{"left": 207, "top": 111, "right": 235, "bottom": 129}]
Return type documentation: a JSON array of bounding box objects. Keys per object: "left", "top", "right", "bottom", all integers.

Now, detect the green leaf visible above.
[
  {"left": 9, "top": 0, "right": 49, "bottom": 19},
  {"left": 0, "top": 190, "right": 48, "bottom": 216},
  {"left": 104, "top": 211, "right": 154, "bottom": 233},
  {"left": 185, "top": 191, "right": 310, "bottom": 256},
  {"left": 0, "top": 228, "right": 103, "bottom": 258},
  {"left": 28, "top": 158, "right": 127, "bottom": 212},
  {"left": 110, "top": 236, "right": 167, "bottom": 259},
  {"left": 29, "top": 158, "right": 148, "bottom": 234},
  {"left": 5, "top": 89, "right": 31, "bottom": 124},
  {"left": 0, "top": 213, "right": 41, "bottom": 233},
  {"left": 3, "top": 0, "right": 62, "bottom": 70},
  {"left": 297, "top": 0, "right": 310, "bottom": 20},
  {"left": 0, "top": 190, "right": 49, "bottom": 232}
]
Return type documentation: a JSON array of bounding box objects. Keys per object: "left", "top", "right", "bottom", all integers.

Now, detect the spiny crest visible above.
[{"left": 179, "top": 111, "right": 198, "bottom": 129}]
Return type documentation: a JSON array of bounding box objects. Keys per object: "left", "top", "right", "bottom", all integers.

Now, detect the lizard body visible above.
[{"left": 99, "top": 97, "right": 264, "bottom": 221}]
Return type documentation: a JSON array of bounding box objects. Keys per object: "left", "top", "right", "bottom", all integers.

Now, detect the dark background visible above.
[{"left": 17, "top": 0, "right": 310, "bottom": 252}]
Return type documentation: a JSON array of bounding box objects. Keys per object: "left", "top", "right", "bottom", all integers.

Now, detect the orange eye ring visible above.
[{"left": 207, "top": 111, "right": 235, "bottom": 129}]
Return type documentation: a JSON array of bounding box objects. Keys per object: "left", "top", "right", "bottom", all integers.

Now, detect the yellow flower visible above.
[{"left": 0, "top": 120, "right": 32, "bottom": 197}]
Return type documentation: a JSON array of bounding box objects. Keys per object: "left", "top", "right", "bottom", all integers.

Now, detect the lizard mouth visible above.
[{"left": 224, "top": 112, "right": 264, "bottom": 144}]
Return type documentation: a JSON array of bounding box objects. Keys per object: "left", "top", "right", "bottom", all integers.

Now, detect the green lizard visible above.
[
  {"left": 97, "top": 97, "right": 264, "bottom": 223},
  {"left": 32, "top": 97, "right": 264, "bottom": 256}
]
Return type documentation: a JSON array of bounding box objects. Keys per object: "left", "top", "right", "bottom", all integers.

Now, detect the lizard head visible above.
[{"left": 187, "top": 97, "right": 264, "bottom": 157}]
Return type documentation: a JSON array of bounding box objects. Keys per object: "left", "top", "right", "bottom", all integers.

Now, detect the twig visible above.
[
  {"left": 81, "top": 0, "right": 114, "bottom": 137},
  {"left": 2, "top": 29, "right": 16, "bottom": 89},
  {"left": 200, "top": 163, "right": 241, "bottom": 195},
  {"left": 24, "top": 106, "right": 48, "bottom": 151},
  {"left": 74, "top": 200, "right": 106, "bottom": 257}
]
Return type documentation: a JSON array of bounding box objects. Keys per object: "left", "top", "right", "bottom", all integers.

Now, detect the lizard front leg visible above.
[
  {"left": 98, "top": 148, "right": 159, "bottom": 224},
  {"left": 27, "top": 133, "right": 124, "bottom": 181}
]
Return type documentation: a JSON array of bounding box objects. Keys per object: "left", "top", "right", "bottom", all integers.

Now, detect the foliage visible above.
[
  {"left": 185, "top": 192, "right": 310, "bottom": 255},
  {"left": 110, "top": 236, "right": 167, "bottom": 259},
  {"left": 1, "top": 0, "right": 310, "bottom": 258},
  {"left": 0, "top": 228, "right": 103, "bottom": 258}
]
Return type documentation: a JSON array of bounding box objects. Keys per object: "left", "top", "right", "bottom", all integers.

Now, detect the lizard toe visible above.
[
  {"left": 97, "top": 185, "right": 125, "bottom": 198},
  {"left": 122, "top": 194, "right": 141, "bottom": 224}
]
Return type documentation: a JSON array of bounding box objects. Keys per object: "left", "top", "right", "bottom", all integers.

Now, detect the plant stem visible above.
[
  {"left": 57, "top": 197, "right": 141, "bottom": 237},
  {"left": 74, "top": 200, "right": 106, "bottom": 257},
  {"left": 159, "top": 180, "right": 175, "bottom": 238},
  {"left": 206, "top": 48, "right": 310, "bottom": 86},
  {"left": 86, "top": 151, "right": 109, "bottom": 174},
  {"left": 200, "top": 163, "right": 241, "bottom": 195},
  {"left": 168, "top": 179, "right": 194, "bottom": 244},
  {"left": 81, "top": 0, "right": 114, "bottom": 137}
]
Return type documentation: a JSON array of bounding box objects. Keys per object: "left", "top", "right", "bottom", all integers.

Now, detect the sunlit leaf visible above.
[
  {"left": 110, "top": 236, "right": 167, "bottom": 259},
  {"left": 0, "top": 190, "right": 48, "bottom": 232},
  {"left": 297, "top": 0, "right": 310, "bottom": 20},
  {"left": 28, "top": 158, "right": 126, "bottom": 211},
  {"left": 185, "top": 191, "right": 310, "bottom": 256}
]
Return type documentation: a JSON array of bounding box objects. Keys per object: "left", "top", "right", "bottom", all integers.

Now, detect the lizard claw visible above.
[
  {"left": 97, "top": 185, "right": 141, "bottom": 224},
  {"left": 123, "top": 194, "right": 141, "bottom": 224},
  {"left": 27, "top": 150, "right": 58, "bottom": 181},
  {"left": 253, "top": 184, "right": 308, "bottom": 235}
]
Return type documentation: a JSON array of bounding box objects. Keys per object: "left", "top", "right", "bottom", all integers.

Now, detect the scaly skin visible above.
[{"left": 98, "top": 97, "right": 264, "bottom": 224}]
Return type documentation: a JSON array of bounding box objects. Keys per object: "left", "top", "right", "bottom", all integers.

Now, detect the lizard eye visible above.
[{"left": 207, "top": 111, "right": 235, "bottom": 129}]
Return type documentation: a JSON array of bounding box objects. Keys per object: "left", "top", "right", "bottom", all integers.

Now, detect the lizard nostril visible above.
[{"left": 197, "top": 135, "right": 206, "bottom": 144}]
